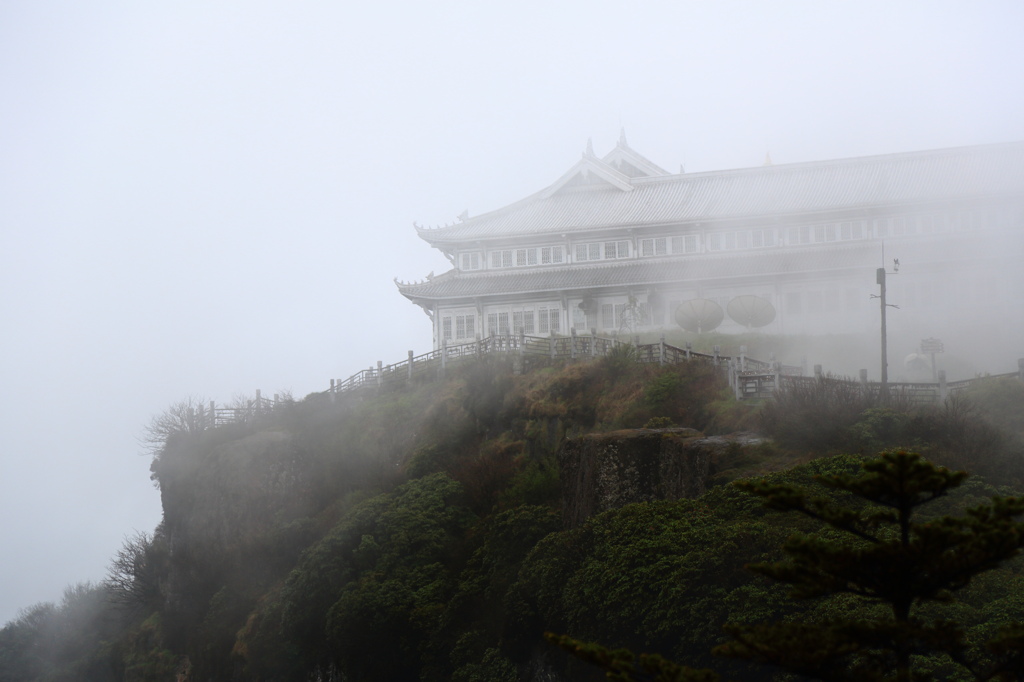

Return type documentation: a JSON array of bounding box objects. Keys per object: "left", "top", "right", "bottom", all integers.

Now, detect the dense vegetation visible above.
[{"left": 2, "top": 352, "right": 1023, "bottom": 681}]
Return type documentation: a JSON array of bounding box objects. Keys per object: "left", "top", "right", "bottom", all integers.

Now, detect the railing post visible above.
[
  {"left": 377, "top": 361, "right": 383, "bottom": 388},
  {"left": 519, "top": 328, "right": 525, "bottom": 358},
  {"left": 570, "top": 327, "right": 577, "bottom": 360},
  {"left": 801, "top": 355, "right": 808, "bottom": 376},
  {"left": 591, "top": 328, "right": 598, "bottom": 357},
  {"left": 740, "top": 344, "right": 747, "bottom": 372},
  {"left": 939, "top": 370, "right": 947, "bottom": 402},
  {"left": 549, "top": 332, "right": 555, "bottom": 360},
  {"left": 255, "top": 389, "right": 262, "bottom": 414},
  {"left": 814, "top": 364, "right": 823, "bottom": 382},
  {"left": 685, "top": 341, "right": 692, "bottom": 360},
  {"left": 732, "top": 360, "right": 742, "bottom": 400},
  {"left": 859, "top": 369, "right": 868, "bottom": 396},
  {"left": 773, "top": 361, "right": 781, "bottom": 393},
  {"left": 408, "top": 350, "right": 415, "bottom": 380},
  {"left": 713, "top": 345, "right": 720, "bottom": 366},
  {"left": 659, "top": 334, "right": 665, "bottom": 365}
]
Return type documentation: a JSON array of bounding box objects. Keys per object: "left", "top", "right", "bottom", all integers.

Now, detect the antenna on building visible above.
[
  {"left": 618, "top": 126, "right": 628, "bottom": 147},
  {"left": 585, "top": 138, "right": 595, "bottom": 158}
]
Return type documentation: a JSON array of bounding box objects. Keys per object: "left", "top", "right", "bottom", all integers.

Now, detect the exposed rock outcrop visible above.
[{"left": 558, "top": 428, "right": 761, "bottom": 528}]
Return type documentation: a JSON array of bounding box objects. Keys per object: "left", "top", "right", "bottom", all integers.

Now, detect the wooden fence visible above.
[{"left": 208, "top": 329, "right": 1024, "bottom": 426}]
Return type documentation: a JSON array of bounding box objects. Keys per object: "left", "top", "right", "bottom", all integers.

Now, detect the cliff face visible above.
[{"left": 558, "top": 428, "right": 757, "bottom": 528}]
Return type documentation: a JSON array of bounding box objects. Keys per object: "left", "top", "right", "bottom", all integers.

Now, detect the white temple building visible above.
[{"left": 397, "top": 134, "right": 1024, "bottom": 350}]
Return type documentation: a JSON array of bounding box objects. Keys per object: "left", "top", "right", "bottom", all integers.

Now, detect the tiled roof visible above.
[{"left": 416, "top": 142, "right": 1024, "bottom": 244}]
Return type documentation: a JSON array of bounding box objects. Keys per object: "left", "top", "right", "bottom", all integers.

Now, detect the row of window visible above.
[
  {"left": 465, "top": 246, "right": 566, "bottom": 271},
  {"left": 441, "top": 308, "right": 564, "bottom": 341},
  {"left": 575, "top": 240, "right": 631, "bottom": 261},
  {"left": 455, "top": 208, "right": 1022, "bottom": 271}
]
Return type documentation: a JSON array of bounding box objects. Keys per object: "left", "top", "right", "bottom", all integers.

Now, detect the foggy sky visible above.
[{"left": 2, "top": 1, "right": 1024, "bottom": 625}]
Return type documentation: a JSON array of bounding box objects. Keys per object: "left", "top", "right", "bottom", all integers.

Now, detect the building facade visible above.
[{"left": 397, "top": 135, "right": 1024, "bottom": 350}]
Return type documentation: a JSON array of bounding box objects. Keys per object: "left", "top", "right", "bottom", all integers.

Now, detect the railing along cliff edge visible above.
[{"left": 208, "top": 329, "right": 1024, "bottom": 426}]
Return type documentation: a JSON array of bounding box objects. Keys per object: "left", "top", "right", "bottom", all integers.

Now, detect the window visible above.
[
  {"left": 442, "top": 316, "right": 452, "bottom": 341},
  {"left": 549, "top": 307, "right": 560, "bottom": 333},
  {"left": 454, "top": 314, "right": 475, "bottom": 339},
  {"left": 487, "top": 312, "right": 497, "bottom": 335},
  {"left": 516, "top": 249, "right": 528, "bottom": 267},
  {"left": 460, "top": 252, "right": 481, "bottom": 270},
  {"left": 751, "top": 228, "right": 776, "bottom": 247},
  {"left": 788, "top": 226, "right": 812, "bottom": 245},
  {"left": 839, "top": 221, "right": 865, "bottom": 240},
  {"left": 601, "top": 304, "right": 614, "bottom": 329},
  {"left": 497, "top": 312, "right": 510, "bottom": 335},
  {"left": 813, "top": 224, "right": 837, "bottom": 242},
  {"left": 604, "top": 241, "right": 629, "bottom": 259},
  {"left": 512, "top": 311, "right": 535, "bottom": 334},
  {"left": 640, "top": 237, "right": 667, "bottom": 256},
  {"left": 575, "top": 243, "right": 605, "bottom": 261},
  {"left": 614, "top": 303, "right": 627, "bottom": 327},
  {"left": 671, "top": 235, "right": 698, "bottom": 253},
  {"left": 892, "top": 216, "right": 914, "bottom": 236},
  {"left": 490, "top": 250, "right": 514, "bottom": 268},
  {"left": 528, "top": 249, "right": 538, "bottom": 265},
  {"left": 707, "top": 233, "right": 722, "bottom": 251},
  {"left": 542, "top": 245, "right": 565, "bottom": 264}
]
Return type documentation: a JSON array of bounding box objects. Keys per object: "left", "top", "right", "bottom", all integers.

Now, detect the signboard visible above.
[{"left": 921, "top": 338, "right": 944, "bottom": 354}]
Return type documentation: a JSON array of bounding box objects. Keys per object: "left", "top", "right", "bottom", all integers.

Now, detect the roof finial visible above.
[
  {"left": 585, "top": 137, "right": 595, "bottom": 158},
  {"left": 618, "top": 127, "right": 628, "bottom": 148},
  {"left": 764, "top": 151, "right": 773, "bottom": 166}
]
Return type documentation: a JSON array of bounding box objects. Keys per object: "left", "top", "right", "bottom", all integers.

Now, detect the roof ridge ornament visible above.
[
  {"left": 618, "top": 127, "right": 628, "bottom": 148},
  {"left": 764, "top": 151, "right": 773, "bottom": 166},
  {"left": 585, "top": 137, "right": 595, "bottom": 158}
]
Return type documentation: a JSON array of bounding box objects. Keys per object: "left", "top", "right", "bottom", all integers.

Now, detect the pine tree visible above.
[
  {"left": 549, "top": 450, "right": 1024, "bottom": 681},
  {"left": 718, "top": 449, "right": 1024, "bottom": 681}
]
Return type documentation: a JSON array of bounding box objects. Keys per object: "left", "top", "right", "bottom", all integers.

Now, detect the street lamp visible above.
[{"left": 872, "top": 259, "right": 900, "bottom": 401}]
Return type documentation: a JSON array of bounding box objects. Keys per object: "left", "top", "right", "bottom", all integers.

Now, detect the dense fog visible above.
[{"left": 2, "top": 1, "right": 1024, "bottom": 626}]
